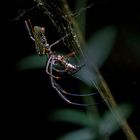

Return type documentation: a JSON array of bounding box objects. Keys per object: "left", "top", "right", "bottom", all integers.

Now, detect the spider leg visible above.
[
  {"left": 52, "top": 67, "right": 68, "bottom": 73},
  {"left": 65, "top": 51, "right": 75, "bottom": 59},
  {"left": 71, "top": 64, "right": 85, "bottom": 75},
  {"left": 25, "top": 20, "right": 35, "bottom": 41},
  {"left": 49, "top": 62, "right": 89, "bottom": 106},
  {"left": 46, "top": 55, "right": 62, "bottom": 79},
  {"left": 51, "top": 76, "right": 103, "bottom": 106},
  {"left": 46, "top": 54, "right": 74, "bottom": 77},
  {"left": 49, "top": 34, "right": 69, "bottom": 49},
  {"left": 48, "top": 56, "right": 98, "bottom": 96},
  {"left": 49, "top": 58, "right": 72, "bottom": 103},
  {"left": 49, "top": 61, "right": 104, "bottom": 106},
  {"left": 53, "top": 80, "right": 98, "bottom": 97}
]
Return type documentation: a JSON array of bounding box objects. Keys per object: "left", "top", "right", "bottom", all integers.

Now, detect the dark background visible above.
[{"left": 2, "top": 0, "right": 140, "bottom": 139}]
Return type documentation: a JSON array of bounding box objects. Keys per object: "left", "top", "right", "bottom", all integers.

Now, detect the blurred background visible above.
[{"left": 2, "top": 0, "right": 140, "bottom": 139}]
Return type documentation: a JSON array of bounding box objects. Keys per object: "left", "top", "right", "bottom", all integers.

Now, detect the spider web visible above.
[
  {"left": 11, "top": 0, "right": 93, "bottom": 58},
  {"left": 34, "top": 0, "right": 85, "bottom": 57},
  {"left": 33, "top": 0, "right": 99, "bottom": 83},
  {"left": 33, "top": 0, "right": 105, "bottom": 104}
]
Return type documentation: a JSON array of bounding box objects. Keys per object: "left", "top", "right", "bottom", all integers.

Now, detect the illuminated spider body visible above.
[
  {"left": 25, "top": 20, "right": 97, "bottom": 106},
  {"left": 25, "top": 20, "right": 82, "bottom": 78}
]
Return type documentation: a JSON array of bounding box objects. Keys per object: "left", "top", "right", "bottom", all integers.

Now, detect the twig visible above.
[{"left": 60, "top": 0, "right": 137, "bottom": 139}]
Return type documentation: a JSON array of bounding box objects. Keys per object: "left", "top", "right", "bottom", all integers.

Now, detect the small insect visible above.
[
  {"left": 25, "top": 20, "right": 83, "bottom": 78},
  {"left": 25, "top": 20, "right": 98, "bottom": 106}
]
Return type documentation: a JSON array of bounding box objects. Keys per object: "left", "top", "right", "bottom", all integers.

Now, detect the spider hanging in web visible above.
[{"left": 25, "top": 19, "right": 99, "bottom": 106}]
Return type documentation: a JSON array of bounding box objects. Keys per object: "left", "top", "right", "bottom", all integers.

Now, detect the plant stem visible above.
[{"left": 60, "top": 0, "right": 137, "bottom": 139}]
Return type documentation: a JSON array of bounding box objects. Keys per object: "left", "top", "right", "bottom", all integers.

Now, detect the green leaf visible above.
[
  {"left": 85, "top": 26, "right": 117, "bottom": 68},
  {"left": 76, "top": 26, "right": 117, "bottom": 85},
  {"left": 58, "top": 128, "right": 94, "bottom": 140},
  {"left": 50, "top": 109, "right": 94, "bottom": 127},
  {"left": 99, "top": 103, "right": 133, "bottom": 136},
  {"left": 16, "top": 54, "right": 47, "bottom": 70}
]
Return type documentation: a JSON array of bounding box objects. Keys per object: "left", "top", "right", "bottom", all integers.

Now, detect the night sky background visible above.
[{"left": 2, "top": 0, "right": 140, "bottom": 139}]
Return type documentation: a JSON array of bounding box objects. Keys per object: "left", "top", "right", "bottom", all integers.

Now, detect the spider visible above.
[{"left": 25, "top": 19, "right": 98, "bottom": 106}]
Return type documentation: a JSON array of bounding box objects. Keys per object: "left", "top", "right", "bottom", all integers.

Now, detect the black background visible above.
[{"left": 1, "top": 0, "right": 140, "bottom": 139}]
